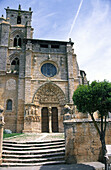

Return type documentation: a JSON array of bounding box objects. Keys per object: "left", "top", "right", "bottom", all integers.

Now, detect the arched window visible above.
[
  {"left": 14, "top": 38, "right": 17, "bottom": 47},
  {"left": 14, "top": 35, "right": 22, "bottom": 47},
  {"left": 17, "top": 16, "right": 21, "bottom": 24},
  {"left": 18, "top": 38, "right": 21, "bottom": 47},
  {"left": 11, "top": 57, "right": 19, "bottom": 73},
  {"left": 6, "top": 99, "right": 12, "bottom": 111}
]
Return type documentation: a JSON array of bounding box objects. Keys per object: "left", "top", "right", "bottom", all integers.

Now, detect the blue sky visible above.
[{"left": 0, "top": 0, "right": 111, "bottom": 82}]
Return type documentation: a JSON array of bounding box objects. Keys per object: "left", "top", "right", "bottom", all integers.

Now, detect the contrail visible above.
[{"left": 67, "top": 0, "right": 84, "bottom": 39}]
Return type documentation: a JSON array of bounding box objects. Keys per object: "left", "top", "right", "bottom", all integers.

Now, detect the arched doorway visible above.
[
  {"left": 42, "top": 107, "right": 49, "bottom": 132},
  {"left": 33, "top": 82, "right": 66, "bottom": 133}
]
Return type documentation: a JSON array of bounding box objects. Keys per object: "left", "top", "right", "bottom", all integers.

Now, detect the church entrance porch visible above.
[
  {"left": 23, "top": 82, "right": 66, "bottom": 133},
  {"left": 41, "top": 107, "right": 58, "bottom": 133}
]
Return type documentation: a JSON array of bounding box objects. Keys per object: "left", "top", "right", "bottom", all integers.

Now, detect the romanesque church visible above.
[{"left": 0, "top": 5, "right": 87, "bottom": 133}]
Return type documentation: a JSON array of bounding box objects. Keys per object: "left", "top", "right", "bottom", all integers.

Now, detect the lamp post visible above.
[{"left": 0, "top": 105, "right": 4, "bottom": 165}]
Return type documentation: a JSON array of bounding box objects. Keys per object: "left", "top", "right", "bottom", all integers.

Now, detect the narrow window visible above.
[
  {"left": 11, "top": 58, "right": 19, "bottom": 73},
  {"left": 17, "top": 16, "right": 21, "bottom": 24},
  {"left": 14, "top": 35, "right": 22, "bottom": 47},
  {"left": 18, "top": 38, "right": 21, "bottom": 47},
  {"left": 11, "top": 60, "right": 16, "bottom": 65},
  {"left": 14, "top": 38, "right": 17, "bottom": 47},
  {"left": 6, "top": 99, "right": 12, "bottom": 110}
]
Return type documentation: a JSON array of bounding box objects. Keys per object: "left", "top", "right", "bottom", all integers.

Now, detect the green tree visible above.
[{"left": 73, "top": 80, "right": 111, "bottom": 169}]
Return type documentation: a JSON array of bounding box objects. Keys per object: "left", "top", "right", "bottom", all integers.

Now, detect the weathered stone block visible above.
[{"left": 64, "top": 119, "right": 111, "bottom": 163}]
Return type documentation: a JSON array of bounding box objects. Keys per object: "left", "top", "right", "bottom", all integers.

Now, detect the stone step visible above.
[
  {"left": 3, "top": 141, "right": 65, "bottom": 148},
  {"left": 3, "top": 144, "right": 65, "bottom": 151},
  {"left": 2, "top": 139, "right": 65, "bottom": 166},
  {"left": 2, "top": 152, "right": 65, "bottom": 159},
  {"left": 0, "top": 160, "right": 66, "bottom": 167},
  {"left": 2, "top": 155, "right": 65, "bottom": 163},
  {"left": 3, "top": 147, "right": 65, "bottom": 155},
  {"left": 3, "top": 139, "right": 65, "bottom": 144}
]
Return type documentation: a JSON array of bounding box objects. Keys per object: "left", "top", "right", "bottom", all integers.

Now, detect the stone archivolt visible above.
[
  {"left": 33, "top": 83, "right": 66, "bottom": 105},
  {"left": 9, "top": 52, "right": 20, "bottom": 61}
]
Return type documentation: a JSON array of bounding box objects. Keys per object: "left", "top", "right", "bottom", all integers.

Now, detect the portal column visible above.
[{"left": 48, "top": 106, "right": 52, "bottom": 133}]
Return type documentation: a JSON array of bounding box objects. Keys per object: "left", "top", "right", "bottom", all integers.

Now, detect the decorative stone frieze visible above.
[{"left": 24, "top": 104, "right": 40, "bottom": 122}]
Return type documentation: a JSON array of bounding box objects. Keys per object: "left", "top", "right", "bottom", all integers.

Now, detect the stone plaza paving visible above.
[{"left": 3, "top": 133, "right": 65, "bottom": 142}]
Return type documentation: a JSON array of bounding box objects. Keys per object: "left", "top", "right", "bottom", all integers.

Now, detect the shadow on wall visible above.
[
  {"left": 99, "top": 147, "right": 104, "bottom": 163},
  {"left": 65, "top": 138, "right": 77, "bottom": 163}
]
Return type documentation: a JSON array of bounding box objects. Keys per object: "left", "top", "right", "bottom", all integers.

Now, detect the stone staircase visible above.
[{"left": 1, "top": 139, "right": 65, "bottom": 166}]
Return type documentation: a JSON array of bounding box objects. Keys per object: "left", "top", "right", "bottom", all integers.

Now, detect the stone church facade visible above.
[{"left": 0, "top": 5, "right": 87, "bottom": 133}]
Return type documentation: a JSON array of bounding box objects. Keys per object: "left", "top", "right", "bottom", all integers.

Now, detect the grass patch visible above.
[
  {"left": 3, "top": 133, "right": 65, "bottom": 142},
  {"left": 3, "top": 133, "right": 22, "bottom": 139}
]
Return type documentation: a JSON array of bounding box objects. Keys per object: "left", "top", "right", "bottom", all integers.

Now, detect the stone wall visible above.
[
  {"left": 64, "top": 119, "right": 111, "bottom": 163},
  {"left": 0, "top": 74, "right": 18, "bottom": 132}
]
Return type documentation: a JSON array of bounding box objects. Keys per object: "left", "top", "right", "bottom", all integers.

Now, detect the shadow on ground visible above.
[
  {"left": 0, "top": 164, "right": 96, "bottom": 170},
  {"left": 39, "top": 164, "right": 95, "bottom": 170}
]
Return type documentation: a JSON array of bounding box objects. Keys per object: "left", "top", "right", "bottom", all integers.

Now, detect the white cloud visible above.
[
  {"left": 70, "top": 0, "right": 111, "bottom": 82},
  {"left": 44, "top": 12, "right": 56, "bottom": 18}
]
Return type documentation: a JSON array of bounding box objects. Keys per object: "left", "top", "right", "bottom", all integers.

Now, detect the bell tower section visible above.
[{"left": 5, "top": 4, "right": 33, "bottom": 44}]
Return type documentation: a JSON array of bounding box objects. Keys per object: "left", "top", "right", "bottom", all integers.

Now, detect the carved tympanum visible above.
[{"left": 33, "top": 83, "right": 66, "bottom": 105}]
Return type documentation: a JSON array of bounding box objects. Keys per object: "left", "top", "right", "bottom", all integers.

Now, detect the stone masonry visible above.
[
  {"left": 0, "top": 5, "right": 87, "bottom": 133},
  {"left": 64, "top": 118, "right": 111, "bottom": 163}
]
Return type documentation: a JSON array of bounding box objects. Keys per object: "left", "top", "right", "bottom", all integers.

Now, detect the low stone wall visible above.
[{"left": 64, "top": 118, "right": 111, "bottom": 163}]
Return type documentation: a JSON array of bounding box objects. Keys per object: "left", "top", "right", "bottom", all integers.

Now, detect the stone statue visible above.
[
  {"left": 0, "top": 105, "right": 4, "bottom": 123},
  {"left": 63, "top": 104, "right": 72, "bottom": 120}
]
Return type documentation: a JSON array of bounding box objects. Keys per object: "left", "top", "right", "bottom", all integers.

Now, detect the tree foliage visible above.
[
  {"left": 73, "top": 80, "right": 111, "bottom": 169},
  {"left": 73, "top": 80, "right": 111, "bottom": 117}
]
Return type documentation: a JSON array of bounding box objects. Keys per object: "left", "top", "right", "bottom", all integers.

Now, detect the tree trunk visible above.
[
  {"left": 100, "top": 133, "right": 107, "bottom": 170},
  {"left": 90, "top": 113, "right": 108, "bottom": 170},
  {"left": 100, "top": 115, "right": 107, "bottom": 170}
]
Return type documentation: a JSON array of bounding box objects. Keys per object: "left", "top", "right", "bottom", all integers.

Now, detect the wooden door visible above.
[
  {"left": 42, "top": 107, "right": 49, "bottom": 132},
  {"left": 52, "top": 107, "right": 58, "bottom": 132}
]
